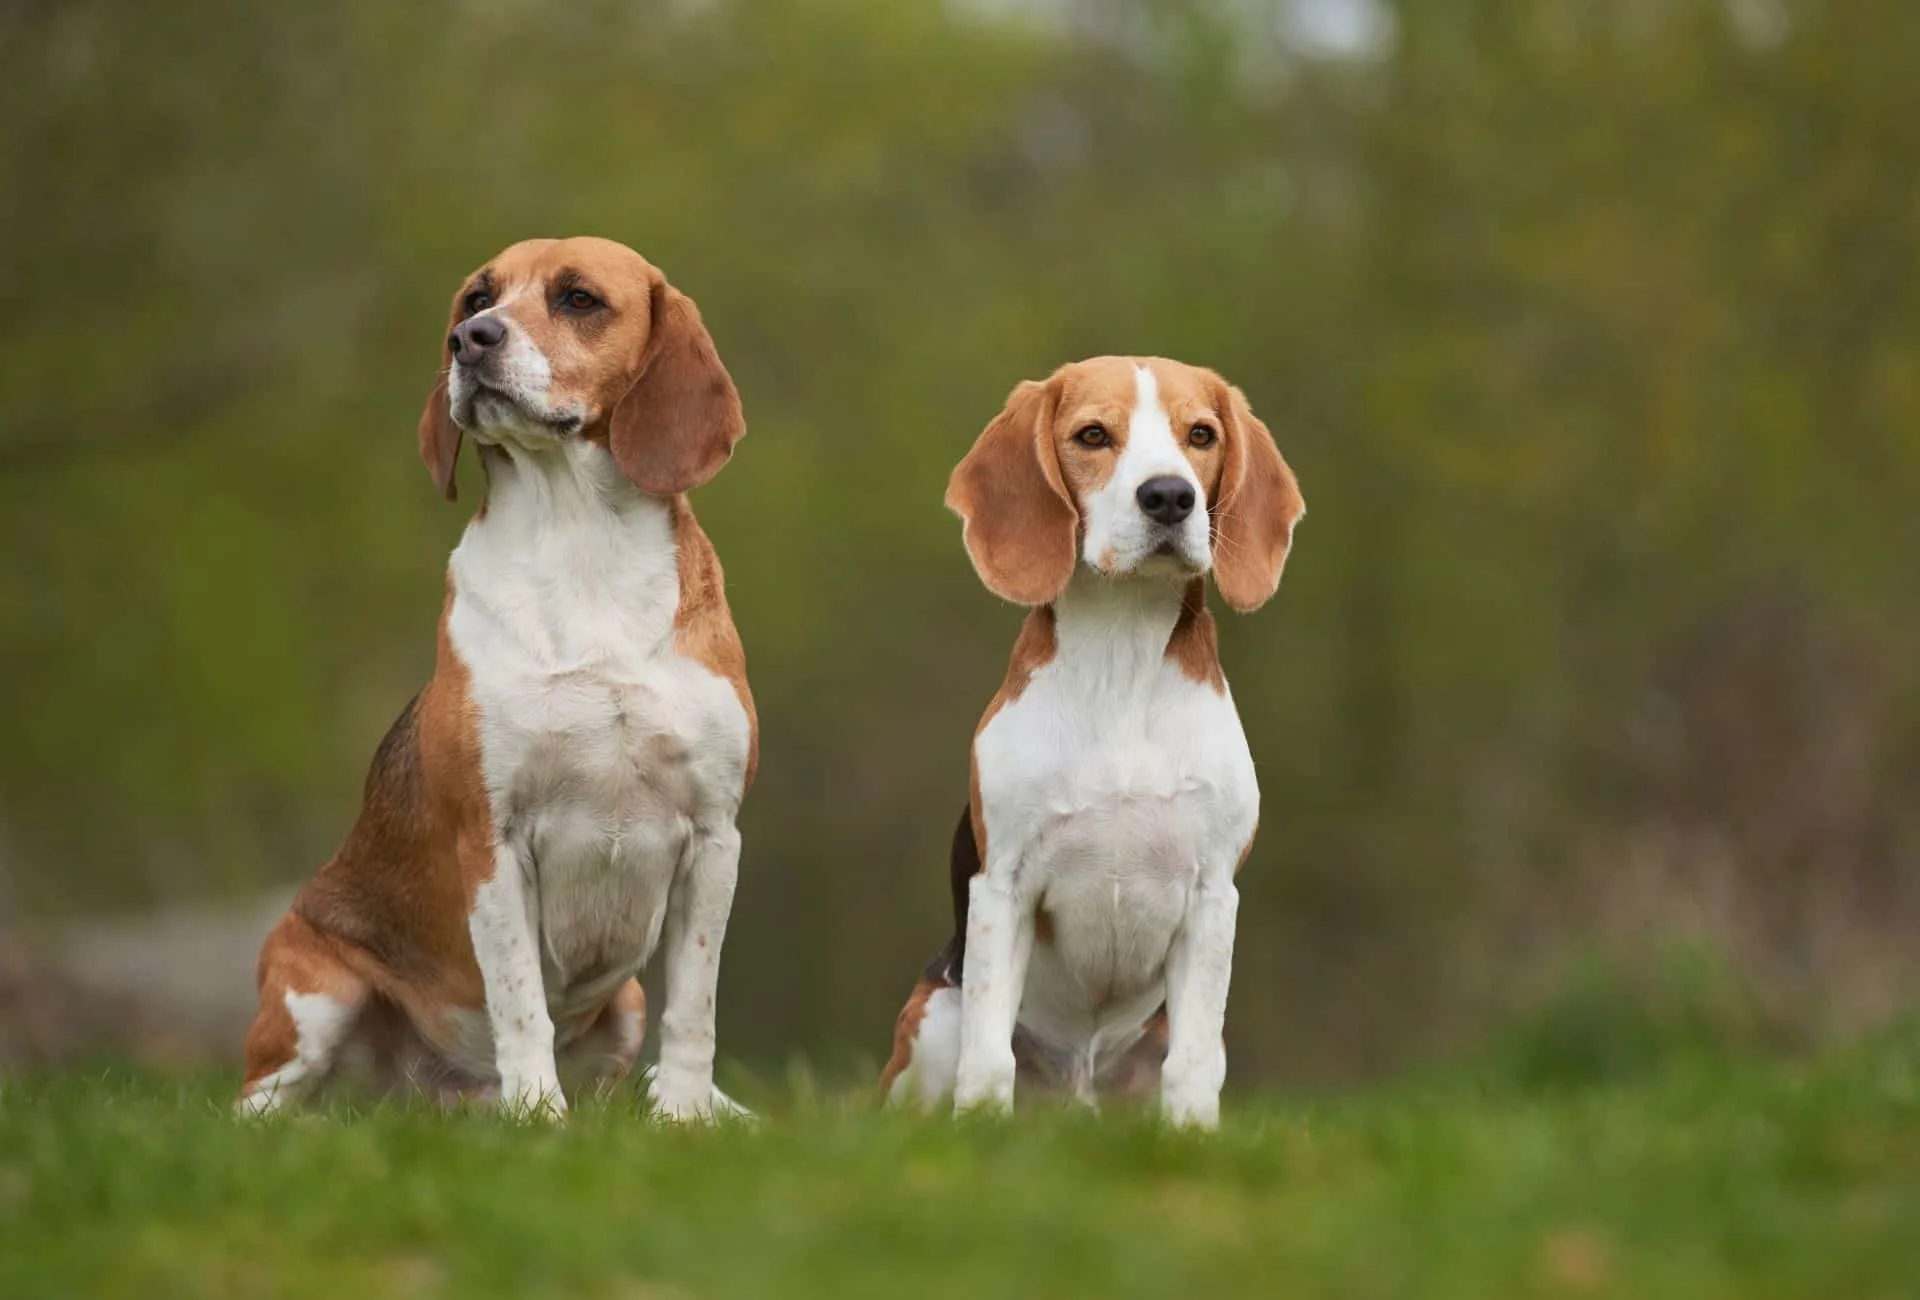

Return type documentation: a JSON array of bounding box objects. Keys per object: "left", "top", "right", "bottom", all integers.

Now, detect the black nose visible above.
[
  {"left": 1135, "top": 475, "right": 1196, "bottom": 526},
  {"left": 448, "top": 315, "right": 507, "bottom": 361}
]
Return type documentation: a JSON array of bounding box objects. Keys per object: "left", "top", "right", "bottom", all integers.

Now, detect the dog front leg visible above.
[
  {"left": 1161, "top": 872, "right": 1238, "bottom": 1129},
  {"left": 649, "top": 822, "right": 742, "bottom": 1123},
  {"left": 467, "top": 836, "right": 565, "bottom": 1119},
  {"left": 953, "top": 870, "right": 1034, "bottom": 1114}
]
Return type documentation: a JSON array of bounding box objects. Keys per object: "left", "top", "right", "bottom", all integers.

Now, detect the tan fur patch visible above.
[
  {"left": 1207, "top": 377, "right": 1304, "bottom": 613},
  {"left": 1166, "top": 578, "right": 1226, "bottom": 694},
  {"left": 669, "top": 496, "right": 758, "bottom": 790},
  {"left": 946, "top": 381, "right": 1077, "bottom": 606},
  {"left": 1048, "top": 359, "right": 1132, "bottom": 505}
]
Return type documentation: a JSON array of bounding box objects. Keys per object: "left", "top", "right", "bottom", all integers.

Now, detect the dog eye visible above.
[
  {"left": 1072, "top": 424, "right": 1111, "bottom": 449},
  {"left": 462, "top": 289, "right": 493, "bottom": 317},
  {"left": 1187, "top": 424, "right": 1218, "bottom": 448},
  {"left": 560, "top": 288, "right": 601, "bottom": 313}
]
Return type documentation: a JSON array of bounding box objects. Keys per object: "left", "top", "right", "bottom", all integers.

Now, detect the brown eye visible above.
[
  {"left": 560, "top": 288, "right": 601, "bottom": 313},
  {"left": 1188, "top": 423, "right": 1218, "bottom": 448},
  {"left": 462, "top": 289, "right": 493, "bottom": 317},
  {"left": 1073, "top": 424, "right": 1111, "bottom": 449}
]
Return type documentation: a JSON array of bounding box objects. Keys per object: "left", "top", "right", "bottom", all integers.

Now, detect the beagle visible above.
[
  {"left": 237, "top": 238, "right": 753, "bottom": 1120},
  {"left": 880, "top": 357, "right": 1304, "bottom": 1128}
]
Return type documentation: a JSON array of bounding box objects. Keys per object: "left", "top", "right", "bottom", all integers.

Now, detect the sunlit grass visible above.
[{"left": 3, "top": 1035, "right": 1918, "bottom": 1299}]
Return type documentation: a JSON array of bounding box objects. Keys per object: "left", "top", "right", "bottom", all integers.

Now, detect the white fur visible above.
[
  {"left": 943, "top": 367, "right": 1258, "bottom": 1129},
  {"left": 887, "top": 985, "right": 964, "bottom": 1109},
  {"left": 234, "top": 990, "right": 359, "bottom": 1116},
  {"left": 1078, "top": 366, "right": 1213, "bottom": 578},
  {"left": 445, "top": 367, "right": 752, "bottom": 1120}
]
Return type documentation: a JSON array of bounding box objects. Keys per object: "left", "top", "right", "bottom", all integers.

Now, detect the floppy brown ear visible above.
[
  {"left": 1212, "top": 382, "right": 1304, "bottom": 613},
  {"left": 945, "top": 378, "right": 1077, "bottom": 606},
  {"left": 417, "top": 361, "right": 462, "bottom": 503},
  {"left": 608, "top": 275, "right": 745, "bottom": 496}
]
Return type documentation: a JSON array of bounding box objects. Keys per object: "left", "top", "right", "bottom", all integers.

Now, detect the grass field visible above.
[{"left": 3, "top": 1035, "right": 1918, "bottom": 1300}]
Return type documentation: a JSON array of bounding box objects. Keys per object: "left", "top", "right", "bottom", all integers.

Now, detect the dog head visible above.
[
  {"left": 417, "top": 237, "right": 743, "bottom": 500},
  {"left": 947, "top": 357, "right": 1303, "bottom": 611}
]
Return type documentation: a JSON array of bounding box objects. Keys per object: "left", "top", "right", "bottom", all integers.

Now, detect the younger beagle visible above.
[
  {"left": 238, "top": 238, "right": 753, "bottom": 1120},
  {"left": 881, "top": 357, "right": 1303, "bottom": 1127}
]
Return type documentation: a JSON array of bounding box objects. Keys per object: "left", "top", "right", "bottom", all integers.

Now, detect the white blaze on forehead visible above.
[
  {"left": 1127, "top": 365, "right": 1178, "bottom": 461},
  {"left": 1077, "top": 363, "right": 1211, "bottom": 574},
  {"left": 1115, "top": 364, "right": 1194, "bottom": 486}
]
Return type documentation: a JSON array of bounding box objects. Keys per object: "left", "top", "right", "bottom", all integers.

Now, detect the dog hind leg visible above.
[{"left": 236, "top": 913, "right": 370, "bottom": 1116}]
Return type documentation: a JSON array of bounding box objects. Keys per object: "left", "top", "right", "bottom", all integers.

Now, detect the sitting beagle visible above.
[
  {"left": 881, "top": 357, "right": 1304, "bottom": 1127},
  {"left": 238, "top": 238, "right": 754, "bottom": 1120}
]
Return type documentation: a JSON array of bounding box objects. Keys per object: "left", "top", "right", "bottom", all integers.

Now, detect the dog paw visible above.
[
  {"left": 642, "top": 1065, "right": 754, "bottom": 1125},
  {"left": 1159, "top": 1090, "right": 1220, "bottom": 1131},
  {"left": 953, "top": 1051, "right": 1018, "bottom": 1115},
  {"left": 497, "top": 1074, "right": 568, "bottom": 1122}
]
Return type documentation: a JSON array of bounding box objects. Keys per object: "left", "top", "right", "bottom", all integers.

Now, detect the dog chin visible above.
[
  {"left": 1104, "top": 543, "right": 1208, "bottom": 582},
  {"left": 1141, "top": 549, "right": 1207, "bottom": 579},
  {"left": 456, "top": 388, "right": 580, "bottom": 441}
]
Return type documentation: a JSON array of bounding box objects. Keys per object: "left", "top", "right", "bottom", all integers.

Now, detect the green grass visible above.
[{"left": 3, "top": 1040, "right": 1918, "bottom": 1300}]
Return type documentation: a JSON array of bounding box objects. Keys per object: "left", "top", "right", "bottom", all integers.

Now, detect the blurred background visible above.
[{"left": 1, "top": 0, "right": 1915, "bottom": 1090}]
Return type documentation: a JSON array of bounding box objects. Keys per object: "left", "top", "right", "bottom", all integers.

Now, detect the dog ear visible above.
[
  {"left": 1210, "top": 381, "right": 1304, "bottom": 613},
  {"left": 417, "top": 356, "right": 462, "bottom": 503},
  {"left": 946, "top": 377, "right": 1077, "bottom": 606},
  {"left": 608, "top": 274, "right": 745, "bottom": 496},
  {"left": 419, "top": 279, "right": 466, "bottom": 503}
]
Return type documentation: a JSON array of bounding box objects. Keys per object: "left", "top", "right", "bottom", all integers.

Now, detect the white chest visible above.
[
  {"left": 973, "top": 583, "right": 1258, "bottom": 1017},
  {"left": 446, "top": 444, "right": 750, "bottom": 1006}
]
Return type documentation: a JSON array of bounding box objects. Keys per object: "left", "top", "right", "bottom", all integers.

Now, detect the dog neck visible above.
[
  {"left": 474, "top": 436, "right": 649, "bottom": 517},
  {"left": 451, "top": 437, "right": 681, "bottom": 667},
  {"left": 1038, "top": 570, "right": 1191, "bottom": 713}
]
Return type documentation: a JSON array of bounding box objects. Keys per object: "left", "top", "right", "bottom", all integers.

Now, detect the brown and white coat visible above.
[
  {"left": 238, "top": 237, "right": 753, "bottom": 1120},
  {"left": 881, "top": 357, "right": 1304, "bottom": 1128}
]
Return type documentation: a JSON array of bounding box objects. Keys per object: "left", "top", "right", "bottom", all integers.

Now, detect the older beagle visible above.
[
  {"left": 237, "top": 238, "right": 753, "bottom": 1120},
  {"left": 881, "top": 357, "right": 1304, "bottom": 1127}
]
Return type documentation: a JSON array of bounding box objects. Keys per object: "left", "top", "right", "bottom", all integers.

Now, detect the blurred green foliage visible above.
[
  {"left": 1482, "top": 944, "right": 1781, "bottom": 1092},
  {"left": 2, "top": 0, "right": 1916, "bottom": 1080}
]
